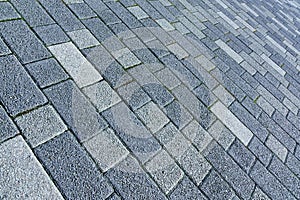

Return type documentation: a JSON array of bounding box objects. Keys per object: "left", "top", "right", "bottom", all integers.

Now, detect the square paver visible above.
[{"left": 15, "top": 105, "right": 67, "bottom": 147}]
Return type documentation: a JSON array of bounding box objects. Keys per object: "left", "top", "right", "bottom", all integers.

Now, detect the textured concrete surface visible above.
[{"left": 0, "top": 0, "right": 300, "bottom": 199}]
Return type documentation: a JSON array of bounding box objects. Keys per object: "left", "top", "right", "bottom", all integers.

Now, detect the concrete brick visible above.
[
  {"left": 67, "top": 29, "right": 100, "bottom": 49},
  {"left": 34, "top": 24, "right": 69, "bottom": 46},
  {"left": 155, "top": 68, "right": 181, "bottom": 90},
  {"left": 167, "top": 43, "right": 189, "bottom": 59},
  {"left": 112, "top": 48, "right": 141, "bottom": 69},
  {"left": 44, "top": 80, "right": 108, "bottom": 142},
  {"left": 84, "top": 128, "right": 129, "bottom": 172},
  {"left": 35, "top": 132, "right": 114, "bottom": 199},
  {"left": 208, "top": 120, "right": 235, "bottom": 150},
  {"left": 0, "top": 20, "right": 51, "bottom": 64},
  {"left": 0, "top": 55, "right": 47, "bottom": 116},
  {"left": 102, "top": 103, "right": 161, "bottom": 163},
  {"left": 212, "top": 85, "right": 235, "bottom": 107},
  {"left": 211, "top": 101, "right": 253, "bottom": 146},
  {"left": 68, "top": 2, "right": 96, "bottom": 19},
  {"left": 182, "top": 120, "right": 212, "bottom": 152},
  {"left": 156, "top": 19, "right": 175, "bottom": 31},
  {"left": 136, "top": 101, "right": 169, "bottom": 133},
  {"left": 82, "top": 18, "right": 113, "bottom": 42},
  {"left": 83, "top": 81, "right": 121, "bottom": 113},
  {"left": 106, "top": 155, "right": 167, "bottom": 199},
  {"left": 145, "top": 150, "right": 184, "bottom": 194},
  {"left": 266, "top": 134, "right": 288, "bottom": 162},
  {"left": 215, "top": 39, "right": 243, "bottom": 63},
  {"left": 128, "top": 6, "right": 149, "bottom": 19},
  {"left": 49, "top": 42, "right": 102, "bottom": 88},
  {"left": 25, "top": 58, "right": 69, "bottom": 88},
  {"left": 0, "top": 136, "right": 63, "bottom": 200},
  {"left": 15, "top": 105, "right": 67, "bottom": 147}
]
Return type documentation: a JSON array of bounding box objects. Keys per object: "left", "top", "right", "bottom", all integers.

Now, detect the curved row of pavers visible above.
[{"left": 0, "top": 0, "right": 300, "bottom": 199}]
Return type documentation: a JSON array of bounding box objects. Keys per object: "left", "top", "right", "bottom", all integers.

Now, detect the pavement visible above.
[{"left": 0, "top": 0, "right": 300, "bottom": 199}]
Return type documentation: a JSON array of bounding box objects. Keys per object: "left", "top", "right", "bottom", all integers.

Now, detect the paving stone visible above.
[
  {"left": 145, "top": 150, "right": 184, "bottom": 194},
  {"left": 0, "top": 2, "right": 20, "bottom": 21},
  {"left": 112, "top": 48, "right": 141, "bottom": 69},
  {"left": 15, "top": 105, "right": 67, "bottom": 148},
  {"left": 107, "top": 193, "right": 122, "bottom": 200},
  {"left": 25, "top": 58, "right": 69, "bottom": 88},
  {"left": 67, "top": 29, "right": 100, "bottom": 49},
  {"left": 102, "top": 102, "right": 161, "bottom": 163},
  {"left": 84, "top": 128, "right": 129, "bottom": 172},
  {"left": 68, "top": 2, "right": 97, "bottom": 19},
  {"left": 167, "top": 43, "right": 189, "bottom": 59},
  {"left": 39, "top": 0, "right": 84, "bottom": 31},
  {"left": 215, "top": 39, "right": 243, "bottom": 63},
  {"left": 117, "top": 81, "right": 151, "bottom": 110},
  {"left": 211, "top": 101, "right": 253, "bottom": 146},
  {"left": 44, "top": 80, "right": 108, "bottom": 142},
  {"left": 266, "top": 134, "right": 288, "bottom": 162},
  {"left": 200, "top": 170, "right": 235, "bottom": 200},
  {"left": 83, "top": 81, "right": 121, "bottom": 112},
  {"left": 34, "top": 24, "right": 69, "bottom": 46},
  {"left": 129, "top": 64, "right": 174, "bottom": 107},
  {"left": 34, "top": 132, "right": 114, "bottom": 199},
  {"left": 84, "top": 0, "right": 108, "bottom": 15},
  {"left": 0, "top": 105, "right": 18, "bottom": 143},
  {"left": 99, "top": 9, "right": 121, "bottom": 25},
  {"left": 82, "top": 45, "right": 132, "bottom": 88},
  {"left": 0, "top": 136, "right": 64, "bottom": 200},
  {"left": 136, "top": 101, "right": 169, "bottom": 133},
  {"left": 228, "top": 139, "right": 256, "bottom": 173},
  {"left": 208, "top": 120, "right": 235, "bottom": 150},
  {"left": 82, "top": 17, "right": 113, "bottom": 42},
  {"left": 0, "top": 38, "right": 11, "bottom": 56},
  {"left": 252, "top": 187, "right": 271, "bottom": 200},
  {"left": 169, "top": 177, "right": 207, "bottom": 200},
  {"left": 10, "top": 0, "right": 53, "bottom": 26},
  {"left": 250, "top": 161, "right": 296, "bottom": 200},
  {"left": 286, "top": 152, "right": 300, "bottom": 179},
  {"left": 106, "top": 155, "right": 167, "bottom": 199},
  {"left": 256, "top": 96, "right": 275, "bottom": 117},
  {"left": 182, "top": 120, "right": 212, "bottom": 152},
  {"left": 155, "top": 68, "right": 181, "bottom": 90},
  {"left": 164, "top": 100, "right": 193, "bottom": 129},
  {"left": 241, "top": 96, "right": 262, "bottom": 118},
  {"left": 49, "top": 42, "right": 102, "bottom": 88},
  {"left": 0, "top": 20, "right": 51, "bottom": 64},
  {"left": 128, "top": 5, "right": 149, "bottom": 19},
  {"left": 0, "top": 55, "right": 47, "bottom": 116},
  {"left": 156, "top": 19, "right": 175, "bottom": 31},
  {"left": 203, "top": 142, "right": 255, "bottom": 199},
  {"left": 268, "top": 156, "right": 300, "bottom": 199},
  {"left": 212, "top": 84, "right": 235, "bottom": 107},
  {"left": 194, "top": 84, "right": 218, "bottom": 107},
  {"left": 173, "top": 84, "right": 215, "bottom": 129}
]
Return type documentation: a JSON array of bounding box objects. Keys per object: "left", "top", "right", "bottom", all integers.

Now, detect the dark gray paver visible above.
[
  {"left": 106, "top": 155, "right": 167, "bottom": 199},
  {"left": 25, "top": 58, "right": 69, "bottom": 88},
  {"left": 33, "top": 24, "right": 69, "bottom": 46},
  {"left": 250, "top": 161, "right": 296, "bottom": 200},
  {"left": 10, "top": 0, "right": 53, "bottom": 26},
  {"left": 0, "top": 2, "right": 20, "bottom": 21},
  {"left": 82, "top": 17, "right": 114, "bottom": 42},
  {"left": 39, "top": 0, "right": 84, "bottom": 31},
  {"left": 0, "top": 55, "right": 47, "bottom": 116},
  {"left": 44, "top": 80, "right": 107, "bottom": 142},
  {"left": 0, "top": 20, "right": 51, "bottom": 64},
  {"left": 0, "top": 105, "right": 18, "bottom": 143},
  {"left": 248, "top": 137, "right": 273, "bottom": 166},
  {"left": 34, "top": 132, "right": 114, "bottom": 199},
  {"left": 68, "top": 3, "right": 97, "bottom": 19},
  {"left": 200, "top": 170, "right": 234, "bottom": 200},
  {"left": 203, "top": 142, "right": 255, "bottom": 199},
  {"left": 0, "top": 136, "right": 64, "bottom": 199}
]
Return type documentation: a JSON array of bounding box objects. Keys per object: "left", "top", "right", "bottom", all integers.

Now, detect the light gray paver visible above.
[
  {"left": 112, "top": 48, "right": 141, "bottom": 69},
  {"left": 83, "top": 81, "right": 121, "bottom": 113},
  {"left": 67, "top": 28, "right": 100, "bottom": 49},
  {"left": 15, "top": 105, "right": 67, "bottom": 147},
  {"left": 266, "top": 134, "right": 288, "bottom": 162},
  {"left": 215, "top": 39, "right": 244, "bottom": 64},
  {"left": 210, "top": 101, "right": 253, "bottom": 146},
  {"left": 212, "top": 85, "right": 235, "bottom": 107},
  {"left": 49, "top": 42, "right": 102, "bottom": 88},
  {"left": 0, "top": 136, "right": 64, "bottom": 200},
  {"left": 128, "top": 6, "right": 149, "bottom": 19},
  {"left": 84, "top": 128, "right": 129, "bottom": 172},
  {"left": 156, "top": 19, "right": 175, "bottom": 31}
]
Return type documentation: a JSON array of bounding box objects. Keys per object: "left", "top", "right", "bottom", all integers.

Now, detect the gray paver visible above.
[
  {"left": 15, "top": 105, "right": 67, "bottom": 147},
  {"left": 34, "top": 24, "right": 70, "bottom": 46},
  {"left": 128, "top": 6, "right": 149, "bottom": 19},
  {"left": 67, "top": 28, "right": 100, "bottom": 49},
  {"left": 0, "top": 2, "right": 20, "bottom": 21},
  {"left": 83, "top": 81, "right": 121, "bottom": 113},
  {"left": 68, "top": 2, "right": 97, "bottom": 19},
  {"left": 84, "top": 128, "right": 129, "bottom": 172},
  {"left": 136, "top": 101, "right": 169, "bottom": 133},
  {"left": 44, "top": 80, "right": 108, "bottom": 142},
  {"left": 0, "top": 105, "right": 18, "bottom": 143},
  {"left": 0, "top": 55, "right": 47, "bottom": 116},
  {"left": 266, "top": 134, "right": 288, "bottom": 162},
  {"left": 0, "top": 20, "right": 51, "bottom": 64},
  {"left": 25, "top": 58, "right": 69, "bottom": 88},
  {"left": 35, "top": 132, "right": 114, "bottom": 199},
  {"left": 208, "top": 120, "right": 235, "bottom": 150},
  {"left": 0, "top": 38, "right": 11, "bottom": 56},
  {"left": 0, "top": 136, "right": 64, "bottom": 200}
]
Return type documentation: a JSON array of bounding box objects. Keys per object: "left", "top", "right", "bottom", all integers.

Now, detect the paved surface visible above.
[{"left": 0, "top": 0, "right": 300, "bottom": 199}]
